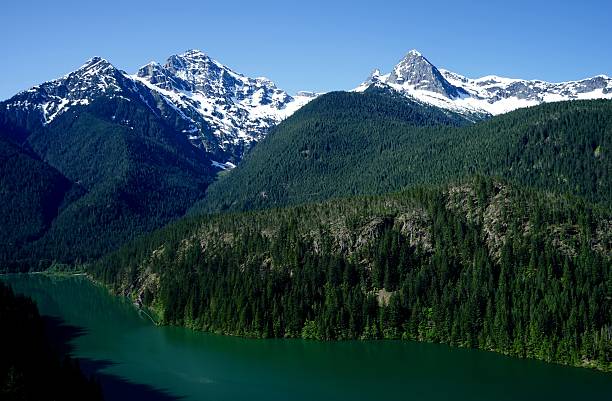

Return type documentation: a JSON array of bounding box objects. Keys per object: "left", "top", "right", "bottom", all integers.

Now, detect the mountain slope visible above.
[
  {"left": 90, "top": 177, "right": 612, "bottom": 371},
  {"left": 0, "top": 135, "right": 79, "bottom": 266},
  {"left": 194, "top": 95, "right": 612, "bottom": 214},
  {"left": 23, "top": 98, "right": 216, "bottom": 263},
  {"left": 192, "top": 88, "right": 471, "bottom": 212},
  {"left": 0, "top": 50, "right": 320, "bottom": 268},
  {"left": 0, "top": 76, "right": 217, "bottom": 268},
  {"left": 356, "top": 50, "right": 612, "bottom": 117},
  {"left": 2, "top": 51, "right": 317, "bottom": 166},
  {"left": 135, "top": 50, "right": 317, "bottom": 162}
]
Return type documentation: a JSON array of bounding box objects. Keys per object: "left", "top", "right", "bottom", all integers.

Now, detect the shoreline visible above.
[{"left": 3, "top": 271, "right": 610, "bottom": 374}]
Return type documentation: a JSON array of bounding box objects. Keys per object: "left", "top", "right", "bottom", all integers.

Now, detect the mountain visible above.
[
  {"left": 192, "top": 88, "right": 471, "bottom": 212},
  {"left": 2, "top": 50, "right": 317, "bottom": 165},
  {"left": 193, "top": 92, "right": 612, "bottom": 214},
  {"left": 0, "top": 60, "right": 218, "bottom": 268},
  {"left": 1, "top": 57, "right": 149, "bottom": 141},
  {"left": 356, "top": 50, "right": 612, "bottom": 117},
  {"left": 0, "top": 50, "right": 320, "bottom": 268},
  {"left": 3, "top": 48, "right": 608, "bottom": 373},
  {"left": 0, "top": 135, "right": 78, "bottom": 264},
  {"left": 135, "top": 50, "right": 317, "bottom": 162},
  {"left": 90, "top": 177, "right": 612, "bottom": 371}
]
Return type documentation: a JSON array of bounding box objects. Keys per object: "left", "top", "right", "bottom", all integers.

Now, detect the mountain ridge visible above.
[
  {"left": 356, "top": 49, "right": 612, "bottom": 117},
  {"left": 2, "top": 50, "right": 318, "bottom": 164},
  {"left": 4, "top": 48, "right": 611, "bottom": 161},
  {"left": 194, "top": 93, "right": 612, "bottom": 214}
]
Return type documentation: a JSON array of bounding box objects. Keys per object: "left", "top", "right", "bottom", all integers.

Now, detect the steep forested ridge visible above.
[
  {"left": 194, "top": 95, "right": 611, "bottom": 213},
  {"left": 0, "top": 135, "right": 78, "bottom": 264},
  {"left": 90, "top": 178, "right": 612, "bottom": 371},
  {"left": 0, "top": 95, "right": 216, "bottom": 270},
  {"left": 0, "top": 281, "right": 103, "bottom": 400}
]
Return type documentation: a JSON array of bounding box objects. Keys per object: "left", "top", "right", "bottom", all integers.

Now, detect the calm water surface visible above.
[{"left": 2, "top": 274, "right": 611, "bottom": 401}]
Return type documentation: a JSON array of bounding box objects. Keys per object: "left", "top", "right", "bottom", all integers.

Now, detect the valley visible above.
[{"left": 1, "top": 42, "right": 611, "bottom": 400}]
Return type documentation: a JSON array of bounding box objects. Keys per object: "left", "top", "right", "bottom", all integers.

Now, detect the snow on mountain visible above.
[
  {"left": 356, "top": 50, "right": 612, "bottom": 117},
  {"left": 6, "top": 47, "right": 609, "bottom": 164},
  {"left": 134, "top": 50, "right": 317, "bottom": 161},
  {"left": 2, "top": 57, "right": 142, "bottom": 124},
  {"left": 2, "top": 50, "right": 318, "bottom": 163}
]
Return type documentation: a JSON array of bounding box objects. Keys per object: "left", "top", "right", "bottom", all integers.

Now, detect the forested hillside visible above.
[
  {"left": 90, "top": 177, "right": 612, "bottom": 372},
  {"left": 0, "top": 96, "right": 216, "bottom": 270},
  {"left": 0, "top": 135, "right": 78, "bottom": 265},
  {"left": 2, "top": 76, "right": 610, "bottom": 373},
  {"left": 194, "top": 94, "right": 611, "bottom": 214}
]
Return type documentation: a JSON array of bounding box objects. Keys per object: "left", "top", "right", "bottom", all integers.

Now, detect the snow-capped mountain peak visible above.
[
  {"left": 136, "top": 61, "right": 192, "bottom": 92},
  {"left": 78, "top": 56, "right": 113, "bottom": 74},
  {"left": 134, "top": 49, "right": 319, "bottom": 161},
  {"left": 2, "top": 56, "right": 138, "bottom": 124},
  {"left": 2, "top": 50, "right": 319, "bottom": 164},
  {"left": 356, "top": 50, "right": 612, "bottom": 117},
  {"left": 386, "top": 50, "right": 464, "bottom": 98}
]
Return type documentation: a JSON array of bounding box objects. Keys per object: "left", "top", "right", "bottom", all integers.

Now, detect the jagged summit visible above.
[
  {"left": 133, "top": 49, "right": 319, "bottom": 161},
  {"left": 393, "top": 50, "right": 431, "bottom": 72},
  {"left": 387, "top": 50, "right": 463, "bottom": 98},
  {"left": 79, "top": 56, "right": 111, "bottom": 68},
  {"left": 3, "top": 55, "right": 139, "bottom": 124},
  {"left": 67, "top": 57, "right": 125, "bottom": 86},
  {"left": 183, "top": 48, "right": 208, "bottom": 56},
  {"left": 2, "top": 50, "right": 318, "bottom": 164},
  {"left": 167, "top": 49, "right": 214, "bottom": 69},
  {"left": 367, "top": 69, "right": 383, "bottom": 81},
  {"left": 356, "top": 49, "right": 612, "bottom": 116}
]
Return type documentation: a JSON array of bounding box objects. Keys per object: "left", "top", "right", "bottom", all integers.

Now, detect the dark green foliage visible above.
[
  {"left": 90, "top": 178, "right": 612, "bottom": 372},
  {"left": 194, "top": 95, "right": 611, "bottom": 213},
  {"left": 2, "top": 81, "right": 611, "bottom": 376},
  {"left": 0, "top": 135, "right": 79, "bottom": 265},
  {"left": 0, "top": 96, "right": 215, "bottom": 269},
  {"left": 0, "top": 281, "right": 103, "bottom": 401}
]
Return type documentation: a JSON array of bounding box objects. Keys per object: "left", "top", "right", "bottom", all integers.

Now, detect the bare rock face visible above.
[
  {"left": 358, "top": 49, "right": 612, "bottom": 117},
  {"left": 394, "top": 209, "right": 432, "bottom": 252},
  {"left": 387, "top": 50, "right": 464, "bottom": 98},
  {"left": 135, "top": 49, "right": 317, "bottom": 162},
  {"left": 355, "top": 217, "right": 392, "bottom": 249},
  {"left": 445, "top": 181, "right": 612, "bottom": 261}
]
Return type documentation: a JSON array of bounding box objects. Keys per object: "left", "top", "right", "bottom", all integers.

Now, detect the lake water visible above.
[{"left": 2, "top": 274, "right": 611, "bottom": 401}]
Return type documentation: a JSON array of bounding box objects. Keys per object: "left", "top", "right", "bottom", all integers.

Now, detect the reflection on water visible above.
[
  {"left": 2, "top": 274, "right": 611, "bottom": 401},
  {"left": 4, "top": 274, "right": 181, "bottom": 401}
]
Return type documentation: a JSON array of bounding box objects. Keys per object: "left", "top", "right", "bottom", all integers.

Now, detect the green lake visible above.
[{"left": 2, "top": 274, "right": 611, "bottom": 401}]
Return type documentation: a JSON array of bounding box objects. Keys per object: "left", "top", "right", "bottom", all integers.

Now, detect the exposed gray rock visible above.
[
  {"left": 2, "top": 50, "right": 318, "bottom": 164},
  {"left": 358, "top": 49, "right": 612, "bottom": 116},
  {"left": 386, "top": 50, "right": 464, "bottom": 98}
]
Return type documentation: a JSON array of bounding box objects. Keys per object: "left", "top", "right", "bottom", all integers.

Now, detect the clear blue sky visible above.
[{"left": 1, "top": 0, "right": 611, "bottom": 99}]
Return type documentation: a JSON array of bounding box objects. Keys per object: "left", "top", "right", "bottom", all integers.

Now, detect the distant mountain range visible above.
[
  {"left": 2, "top": 50, "right": 318, "bottom": 165},
  {"left": 355, "top": 50, "right": 612, "bottom": 117},
  {"left": 3, "top": 49, "right": 611, "bottom": 166}
]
